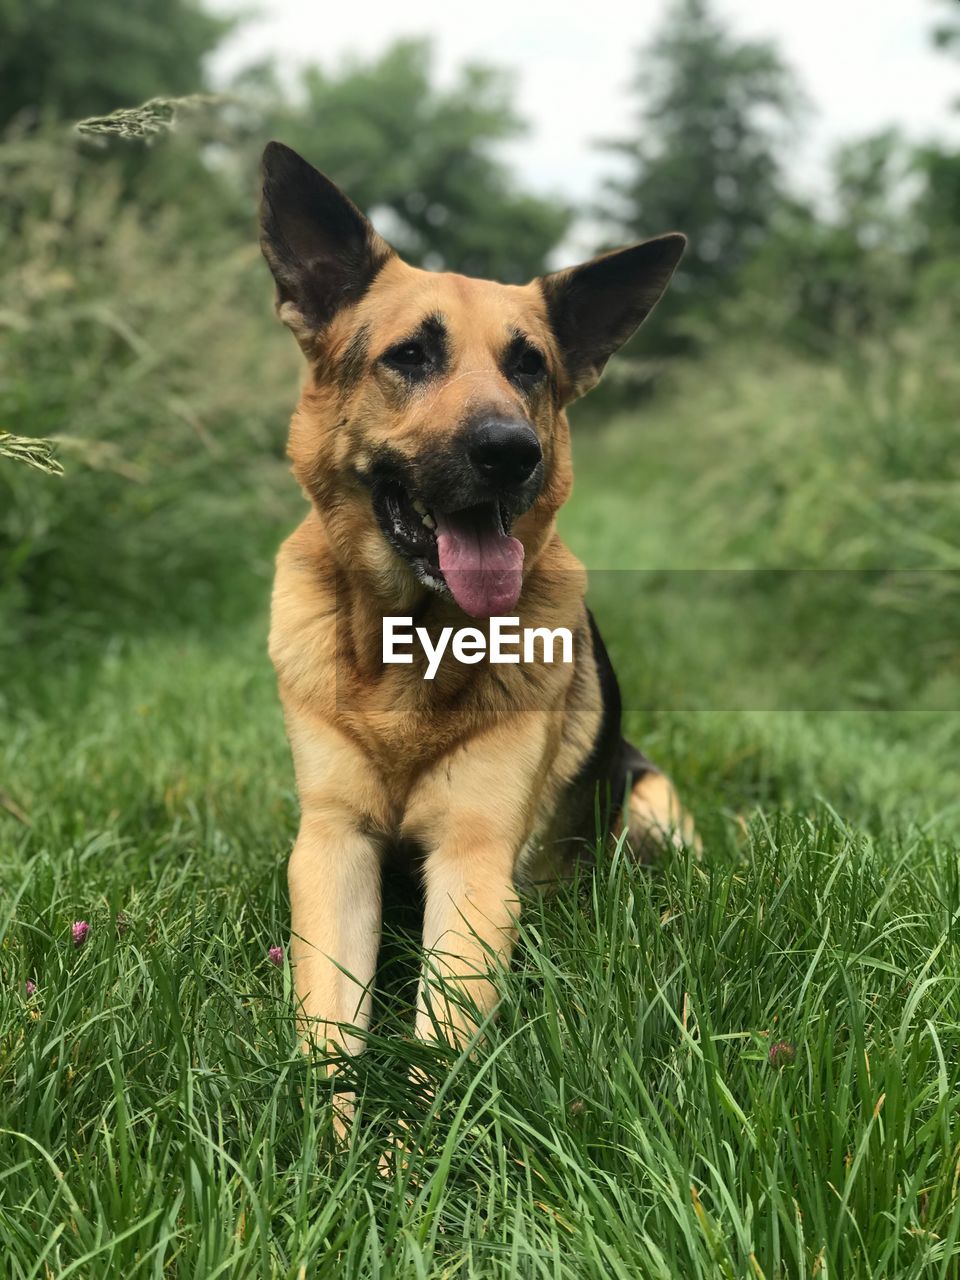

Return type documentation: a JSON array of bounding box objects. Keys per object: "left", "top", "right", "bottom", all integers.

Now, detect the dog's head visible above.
[{"left": 260, "top": 142, "right": 684, "bottom": 618}]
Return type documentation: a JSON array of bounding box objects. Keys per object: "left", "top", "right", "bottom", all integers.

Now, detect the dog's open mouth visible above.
[{"left": 376, "top": 481, "right": 524, "bottom": 618}]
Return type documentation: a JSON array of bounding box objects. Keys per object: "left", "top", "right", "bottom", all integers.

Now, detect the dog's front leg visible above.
[
  {"left": 416, "top": 835, "right": 520, "bottom": 1045},
  {"left": 404, "top": 714, "right": 550, "bottom": 1046},
  {"left": 288, "top": 810, "right": 381, "bottom": 1058},
  {"left": 283, "top": 706, "right": 386, "bottom": 1132}
]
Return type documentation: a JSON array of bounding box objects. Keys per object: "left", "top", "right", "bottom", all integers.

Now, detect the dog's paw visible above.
[
  {"left": 331, "top": 1089, "right": 356, "bottom": 1144},
  {"left": 625, "top": 771, "right": 702, "bottom": 859}
]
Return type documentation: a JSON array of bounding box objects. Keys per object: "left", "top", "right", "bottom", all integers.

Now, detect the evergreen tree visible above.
[{"left": 598, "top": 0, "right": 802, "bottom": 332}]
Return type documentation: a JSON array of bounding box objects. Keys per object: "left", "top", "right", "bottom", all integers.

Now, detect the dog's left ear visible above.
[
  {"left": 538, "top": 234, "right": 686, "bottom": 402},
  {"left": 259, "top": 141, "right": 394, "bottom": 340}
]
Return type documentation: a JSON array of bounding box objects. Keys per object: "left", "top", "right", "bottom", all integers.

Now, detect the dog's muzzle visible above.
[{"left": 366, "top": 416, "right": 545, "bottom": 619}]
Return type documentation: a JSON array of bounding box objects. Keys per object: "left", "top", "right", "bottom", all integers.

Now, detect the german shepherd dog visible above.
[{"left": 259, "top": 143, "right": 697, "bottom": 1090}]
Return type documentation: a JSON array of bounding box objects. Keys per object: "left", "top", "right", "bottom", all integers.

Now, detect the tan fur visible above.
[
  {"left": 268, "top": 249, "right": 697, "bottom": 1089},
  {"left": 621, "top": 771, "right": 702, "bottom": 857},
  {"left": 285, "top": 261, "right": 572, "bottom": 594}
]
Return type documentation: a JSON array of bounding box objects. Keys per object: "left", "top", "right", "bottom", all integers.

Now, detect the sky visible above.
[{"left": 209, "top": 0, "right": 959, "bottom": 252}]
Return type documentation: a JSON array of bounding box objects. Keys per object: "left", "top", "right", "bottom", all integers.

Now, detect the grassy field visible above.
[{"left": 2, "top": 328, "right": 960, "bottom": 1277}]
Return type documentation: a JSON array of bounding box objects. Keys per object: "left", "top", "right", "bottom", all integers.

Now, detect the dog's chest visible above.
[{"left": 332, "top": 655, "right": 542, "bottom": 764}]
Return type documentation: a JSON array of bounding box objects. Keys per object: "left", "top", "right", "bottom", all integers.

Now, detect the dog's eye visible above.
[
  {"left": 512, "top": 344, "right": 546, "bottom": 383},
  {"left": 384, "top": 341, "right": 428, "bottom": 374}
]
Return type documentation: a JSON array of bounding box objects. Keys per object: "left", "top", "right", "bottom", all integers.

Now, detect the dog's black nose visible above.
[{"left": 467, "top": 419, "right": 542, "bottom": 489}]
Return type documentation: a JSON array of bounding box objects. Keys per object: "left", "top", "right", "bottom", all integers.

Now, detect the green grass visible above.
[
  {"left": 2, "top": 623, "right": 960, "bottom": 1277},
  {"left": 3, "top": 338, "right": 960, "bottom": 1275}
]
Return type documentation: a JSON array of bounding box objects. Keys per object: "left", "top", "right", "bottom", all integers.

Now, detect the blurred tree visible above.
[
  {"left": 913, "top": 0, "right": 960, "bottom": 254},
  {"left": 931, "top": 0, "right": 960, "bottom": 63},
  {"left": 734, "top": 131, "right": 918, "bottom": 353},
  {"left": 251, "top": 40, "right": 571, "bottom": 281},
  {"left": 0, "top": 0, "right": 231, "bottom": 129},
  {"left": 832, "top": 130, "right": 916, "bottom": 247},
  {"left": 597, "top": 0, "right": 803, "bottom": 341}
]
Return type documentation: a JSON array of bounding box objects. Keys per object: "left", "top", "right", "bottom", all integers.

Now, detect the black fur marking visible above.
[
  {"left": 378, "top": 312, "right": 450, "bottom": 388},
  {"left": 260, "top": 142, "right": 392, "bottom": 332},
  {"left": 501, "top": 329, "right": 551, "bottom": 398},
  {"left": 337, "top": 325, "right": 370, "bottom": 394},
  {"left": 564, "top": 609, "right": 657, "bottom": 845}
]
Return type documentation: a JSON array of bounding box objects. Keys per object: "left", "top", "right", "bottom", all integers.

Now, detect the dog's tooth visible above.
[
  {"left": 412, "top": 499, "right": 427, "bottom": 516},
  {"left": 421, "top": 514, "right": 436, "bottom": 530}
]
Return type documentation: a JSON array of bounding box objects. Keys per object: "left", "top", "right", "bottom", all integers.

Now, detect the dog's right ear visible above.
[{"left": 259, "top": 141, "right": 393, "bottom": 340}]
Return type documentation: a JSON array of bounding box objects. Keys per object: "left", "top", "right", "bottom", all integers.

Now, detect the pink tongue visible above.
[{"left": 435, "top": 511, "right": 524, "bottom": 617}]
